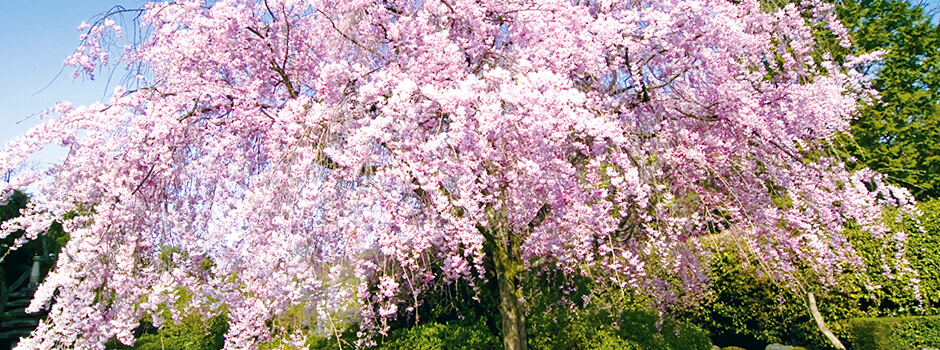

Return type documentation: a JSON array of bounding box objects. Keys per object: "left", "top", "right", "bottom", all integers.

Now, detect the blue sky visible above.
[
  {"left": 0, "top": 0, "right": 938, "bottom": 166},
  {"left": 0, "top": 0, "right": 146, "bottom": 166}
]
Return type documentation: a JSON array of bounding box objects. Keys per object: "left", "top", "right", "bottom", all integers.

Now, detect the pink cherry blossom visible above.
[{"left": 0, "top": 0, "right": 917, "bottom": 348}]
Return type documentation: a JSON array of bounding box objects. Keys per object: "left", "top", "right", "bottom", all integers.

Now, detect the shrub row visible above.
[{"left": 843, "top": 316, "right": 940, "bottom": 350}]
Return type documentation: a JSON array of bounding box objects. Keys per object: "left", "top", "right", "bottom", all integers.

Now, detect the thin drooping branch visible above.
[{"left": 315, "top": 8, "right": 384, "bottom": 58}]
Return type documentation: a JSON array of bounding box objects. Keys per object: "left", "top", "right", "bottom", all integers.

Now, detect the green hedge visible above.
[{"left": 844, "top": 316, "right": 940, "bottom": 350}]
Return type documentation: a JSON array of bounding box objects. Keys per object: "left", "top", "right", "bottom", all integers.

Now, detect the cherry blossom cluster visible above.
[{"left": 0, "top": 0, "right": 916, "bottom": 348}]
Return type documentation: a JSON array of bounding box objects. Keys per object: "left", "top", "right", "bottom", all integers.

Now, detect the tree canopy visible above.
[
  {"left": 837, "top": 0, "right": 940, "bottom": 199},
  {"left": 0, "top": 0, "right": 916, "bottom": 349}
]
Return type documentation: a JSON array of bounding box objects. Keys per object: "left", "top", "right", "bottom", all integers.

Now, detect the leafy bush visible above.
[
  {"left": 517, "top": 266, "right": 711, "bottom": 350},
  {"left": 527, "top": 306, "right": 639, "bottom": 350},
  {"left": 679, "top": 244, "right": 831, "bottom": 349},
  {"left": 306, "top": 324, "right": 361, "bottom": 350},
  {"left": 106, "top": 314, "right": 228, "bottom": 350},
  {"left": 527, "top": 300, "right": 711, "bottom": 350},
  {"left": 682, "top": 198, "right": 940, "bottom": 349},
  {"left": 377, "top": 318, "right": 499, "bottom": 350},
  {"left": 131, "top": 315, "right": 228, "bottom": 350},
  {"left": 309, "top": 319, "right": 496, "bottom": 350},
  {"left": 844, "top": 316, "right": 940, "bottom": 350},
  {"left": 906, "top": 200, "right": 940, "bottom": 312}
]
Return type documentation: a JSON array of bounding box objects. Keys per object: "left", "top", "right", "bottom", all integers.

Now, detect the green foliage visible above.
[
  {"left": 387, "top": 276, "right": 502, "bottom": 336},
  {"left": 106, "top": 311, "right": 228, "bottom": 350},
  {"left": 834, "top": 0, "right": 940, "bottom": 199},
  {"left": 836, "top": 221, "right": 923, "bottom": 318},
  {"left": 306, "top": 323, "right": 361, "bottom": 350},
  {"left": 358, "top": 261, "right": 711, "bottom": 350},
  {"left": 833, "top": 199, "right": 940, "bottom": 316},
  {"left": 306, "top": 272, "right": 502, "bottom": 350},
  {"left": 488, "top": 257, "right": 708, "bottom": 350},
  {"left": 680, "top": 246, "right": 827, "bottom": 349},
  {"left": 0, "top": 190, "right": 68, "bottom": 286},
  {"left": 905, "top": 199, "right": 940, "bottom": 311},
  {"left": 133, "top": 315, "right": 228, "bottom": 350},
  {"left": 0, "top": 190, "right": 34, "bottom": 278},
  {"left": 685, "top": 199, "right": 940, "bottom": 349},
  {"left": 529, "top": 313, "right": 642, "bottom": 350},
  {"left": 377, "top": 318, "right": 499, "bottom": 350},
  {"left": 527, "top": 305, "right": 711, "bottom": 350},
  {"left": 844, "top": 316, "right": 940, "bottom": 350},
  {"left": 525, "top": 279, "right": 711, "bottom": 350},
  {"left": 106, "top": 285, "right": 229, "bottom": 350},
  {"left": 0, "top": 190, "right": 29, "bottom": 222},
  {"left": 306, "top": 318, "right": 499, "bottom": 350}
]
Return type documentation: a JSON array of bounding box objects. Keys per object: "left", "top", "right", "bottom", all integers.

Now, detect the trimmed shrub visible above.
[{"left": 844, "top": 316, "right": 940, "bottom": 350}]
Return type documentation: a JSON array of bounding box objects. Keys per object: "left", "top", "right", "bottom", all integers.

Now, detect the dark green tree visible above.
[
  {"left": 836, "top": 0, "right": 940, "bottom": 199},
  {"left": 0, "top": 190, "right": 69, "bottom": 279},
  {"left": 0, "top": 190, "right": 68, "bottom": 348}
]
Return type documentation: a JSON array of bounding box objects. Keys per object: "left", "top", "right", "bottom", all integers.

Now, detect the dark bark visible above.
[
  {"left": 482, "top": 204, "right": 529, "bottom": 350},
  {"left": 481, "top": 202, "right": 553, "bottom": 350}
]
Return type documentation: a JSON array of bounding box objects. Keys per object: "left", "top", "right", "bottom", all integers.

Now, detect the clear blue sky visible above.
[
  {"left": 0, "top": 0, "right": 146, "bottom": 165},
  {"left": 0, "top": 0, "right": 938, "bottom": 166}
]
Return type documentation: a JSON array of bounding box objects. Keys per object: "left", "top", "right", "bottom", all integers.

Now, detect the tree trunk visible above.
[
  {"left": 807, "top": 292, "right": 845, "bottom": 350},
  {"left": 495, "top": 248, "right": 526, "bottom": 350},
  {"left": 482, "top": 203, "right": 551, "bottom": 350},
  {"left": 485, "top": 221, "right": 528, "bottom": 350}
]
